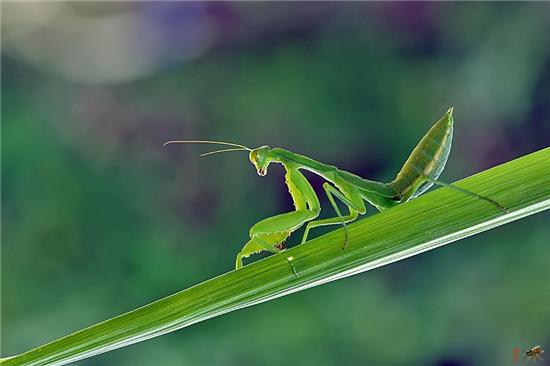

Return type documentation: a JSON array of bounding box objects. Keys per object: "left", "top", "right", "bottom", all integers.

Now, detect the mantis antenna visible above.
[
  {"left": 163, "top": 140, "right": 251, "bottom": 150},
  {"left": 163, "top": 140, "right": 251, "bottom": 157},
  {"left": 200, "top": 148, "right": 249, "bottom": 157}
]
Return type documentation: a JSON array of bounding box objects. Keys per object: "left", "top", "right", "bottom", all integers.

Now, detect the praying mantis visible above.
[{"left": 165, "top": 108, "right": 507, "bottom": 270}]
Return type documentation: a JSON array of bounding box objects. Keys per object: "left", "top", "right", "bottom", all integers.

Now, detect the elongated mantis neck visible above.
[
  {"left": 268, "top": 148, "right": 396, "bottom": 198},
  {"left": 269, "top": 148, "right": 338, "bottom": 174}
]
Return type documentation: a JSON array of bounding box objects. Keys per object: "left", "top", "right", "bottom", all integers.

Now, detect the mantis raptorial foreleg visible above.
[
  {"left": 301, "top": 182, "right": 365, "bottom": 249},
  {"left": 235, "top": 235, "right": 286, "bottom": 270},
  {"left": 235, "top": 166, "right": 320, "bottom": 270}
]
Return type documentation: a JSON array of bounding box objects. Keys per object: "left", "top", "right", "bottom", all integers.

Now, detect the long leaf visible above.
[{"left": 3, "top": 148, "right": 549, "bottom": 366}]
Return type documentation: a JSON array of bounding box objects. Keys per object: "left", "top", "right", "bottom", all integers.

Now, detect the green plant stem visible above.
[{"left": 3, "top": 148, "right": 549, "bottom": 366}]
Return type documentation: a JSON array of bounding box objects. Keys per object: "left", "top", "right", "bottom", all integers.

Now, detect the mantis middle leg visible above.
[
  {"left": 301, "top": 182, "right": 366, "bottom": 249},
  {"left": 235, "top": 166, "right": 320, "bottom": 269}
]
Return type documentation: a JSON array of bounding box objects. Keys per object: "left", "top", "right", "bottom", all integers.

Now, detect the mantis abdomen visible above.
[{"left": 389, "top": 108, "right": 454, "bottom": 202}]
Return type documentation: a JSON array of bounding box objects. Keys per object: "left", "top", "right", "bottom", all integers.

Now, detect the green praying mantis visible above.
[{"left": 165, "top": 108, "right": 507, "bottom": 271}]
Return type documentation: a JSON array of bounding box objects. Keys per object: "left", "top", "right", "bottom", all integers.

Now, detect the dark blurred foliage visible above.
[{"left": 2, "top": 2, "right": 549, "bottom": 365}]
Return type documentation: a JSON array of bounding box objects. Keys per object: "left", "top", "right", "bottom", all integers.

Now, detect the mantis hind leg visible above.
[
  {"left": 301, "top": 183, "right": 365, "bottom": 249},
  {"left": 425, "top": 177, "right": 509, "bottom": 213}
]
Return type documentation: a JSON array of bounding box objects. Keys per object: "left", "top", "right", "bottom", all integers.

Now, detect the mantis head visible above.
[{"left": 249, "top": 146, "right": 272, "bottom": 176}]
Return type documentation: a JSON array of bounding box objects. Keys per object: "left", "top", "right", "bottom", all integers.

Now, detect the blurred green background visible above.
[{"left": 2, "top": 2, "right": 549, "bottom": 365}]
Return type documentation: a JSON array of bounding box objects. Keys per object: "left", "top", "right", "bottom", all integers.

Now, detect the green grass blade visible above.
[{"left": 3, "top": 148, "right": 549, "bottom": 366}]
